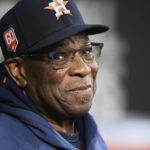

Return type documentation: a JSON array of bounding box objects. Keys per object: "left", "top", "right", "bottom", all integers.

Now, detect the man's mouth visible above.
[{"left": 66, "top": 85, "right": 92, "bottom": 94}]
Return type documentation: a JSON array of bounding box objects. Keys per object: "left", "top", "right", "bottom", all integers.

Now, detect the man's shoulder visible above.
[
  {"left": 0, "top": 113, "right": 23, "bottom": 131},
  {"left": 0, "top": 115, "right": 20, "bottom": 150},
  {"left": 0, "top": 113, "right": 40, "bottom": 150},
  {"left": 0, "top": 128, "right": 18, "bottom": 149},
  {"left": 0, "top": 113, "right": 59, "bottom": 150},
  {"left": 0, "top": 131, "right": 37, "bottom": 150}
]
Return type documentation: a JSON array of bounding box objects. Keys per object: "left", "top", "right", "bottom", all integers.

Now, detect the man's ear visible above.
[{"left": 4, "top": 57, "right": 27, "bottom": 88}]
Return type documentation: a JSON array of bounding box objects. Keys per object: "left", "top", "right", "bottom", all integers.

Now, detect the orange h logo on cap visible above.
[{"left": 44, "top": 0, "right": 72, "bottom": 20}]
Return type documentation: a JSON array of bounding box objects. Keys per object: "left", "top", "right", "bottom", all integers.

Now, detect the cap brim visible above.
[
  {"left": 27, "top": 24, "right": 109, "bottom": 53},
  {"left": 82, "top": 24, "right": 109, "bottom": 35}
]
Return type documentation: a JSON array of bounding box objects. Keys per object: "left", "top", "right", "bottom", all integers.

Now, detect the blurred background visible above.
[{"left": 0, "top": 0, "right": 150, "bottom": 150}]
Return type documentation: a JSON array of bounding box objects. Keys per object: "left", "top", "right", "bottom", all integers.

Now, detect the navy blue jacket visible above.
[{"left": 0, "top": 63, "right": 107, "bottom": 150}]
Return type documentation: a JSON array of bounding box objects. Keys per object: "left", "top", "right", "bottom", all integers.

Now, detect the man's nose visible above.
[{"left": 68, "top": 53, "right": 91, "bottom": 77}]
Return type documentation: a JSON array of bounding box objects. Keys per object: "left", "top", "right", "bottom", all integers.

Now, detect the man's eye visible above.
[
  {"left": 54, "top": 53, "right": 66, "bottom": 60},
  {"left": 82, "top": 47, "right": 94, "bottom": 60},
  {"left": 49, "top": 51, "right": 67, "bottom": 61},
  {"left": 83, "top": 48, "right": 92, "bottom": 55}
]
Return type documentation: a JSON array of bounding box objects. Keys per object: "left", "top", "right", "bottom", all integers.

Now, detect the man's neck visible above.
[{"left": 42, "top": 114, "right": 75, "bottom": 134}]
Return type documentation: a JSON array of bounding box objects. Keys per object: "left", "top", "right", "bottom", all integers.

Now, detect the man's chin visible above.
[
  {"left": 66, "top": 102, "right": 92, "bottom": 118},
  {"left": 76, "top": 95, "right": 92, "bottom": 104}
]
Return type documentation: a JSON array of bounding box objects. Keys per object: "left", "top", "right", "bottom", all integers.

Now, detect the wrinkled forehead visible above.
[
  {"left": 57, "top": 33, "right": 90, "bottom": 47},
  {"left": 38, "top": 33, "right": 90, "bottom": 53},
  {"left": 30, "top": 33, "right": 90, "bottom": 54}
]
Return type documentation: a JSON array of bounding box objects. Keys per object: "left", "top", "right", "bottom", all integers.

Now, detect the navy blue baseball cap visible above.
[{"left": 0, "top": 0, "right": 109, "bottom": 59}]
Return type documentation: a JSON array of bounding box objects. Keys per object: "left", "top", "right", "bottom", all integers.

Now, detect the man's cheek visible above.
[{"left": 45, "top": 69, "right": 67, "bottom": 84}]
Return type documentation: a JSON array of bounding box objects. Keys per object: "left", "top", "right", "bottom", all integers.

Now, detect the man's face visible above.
[{"left": 24, "top": 33, "right": 98, "bottom": 119}]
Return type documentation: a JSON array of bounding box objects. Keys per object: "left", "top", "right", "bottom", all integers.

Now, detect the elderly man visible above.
[{"left": 0, "top": 0, "right": 108, "bottom": 149}]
